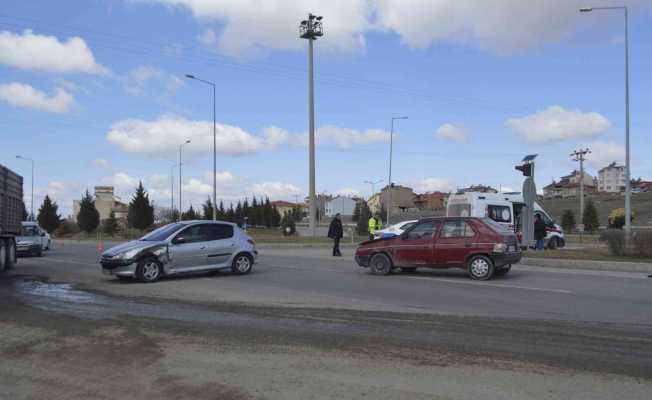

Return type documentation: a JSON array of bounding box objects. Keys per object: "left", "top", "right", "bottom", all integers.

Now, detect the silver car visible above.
[
  {"left": 100, "top": 220, "right": 258, "bottom": 282},
  {"left": 16, "top": 221, "right": 51, "bottom": 257}
]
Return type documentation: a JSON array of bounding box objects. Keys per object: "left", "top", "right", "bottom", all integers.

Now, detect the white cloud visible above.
[
  {"left": 0, "top": 29, "right": 108, "bottom": 74},
  {"left": 413, "top": 178, "right": 453, "bottom": 193},
  {"left": 139, "top": 0, "right": 647, "bottom": 55},
  {"left": 0, "top": 82, "right": 74, "bottom": 113},
  {"left": 248, "top": 182, "right": 302, "bottom": 199},
  {"left": 505, "top": 105, "right": 610, "bottom": 143},
  {"left": 435, "top": 123, "right": 468, "bottom": 142},
  {"left": 198, "top": 28, "right": 217, "bottom": 45},
  {"left": 295, "top": 125, "right": 391, "bottom": 149},
  {"left": 93, "top": 158, "right": 111, "bottom": 169},
  {"left": 106, "top": 115, "right": 287, "bottom": 157},
  {"left": 123, "top": 65, "right": 184, "bottom": 96},
  {"left": 143, "top": 0, "right": 370, "bottom": 56},
  {"left": 584, "top": 140, "right": 625, "bottom": 168}
]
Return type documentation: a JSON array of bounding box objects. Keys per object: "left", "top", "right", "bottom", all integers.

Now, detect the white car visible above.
[{"left": 373, "top": 220, "right": 418, "bottom": 239}]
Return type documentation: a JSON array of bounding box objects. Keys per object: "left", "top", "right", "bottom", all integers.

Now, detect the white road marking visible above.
[
  {"left": 404, "top": 276, "right": 573, "bottom": 294},
  {"left": 29, "top": 257, "right": 97, "bottom": 267}
]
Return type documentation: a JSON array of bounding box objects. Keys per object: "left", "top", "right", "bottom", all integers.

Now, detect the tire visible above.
[
  {"left": 547, "top": 237, "right": 558, "bottom": 250},
  {"left": 5, "top": 240, "right": 16, "bottom": 270},
  {"left": 0, "top": 240, "right": 6, "bottom": 271},
  {"left": 370, "top": 253, "right": 392, "bottom": 276},
  {"left": 231, "top": 253, "right": 253, "bottom": 275},
  {"left": 45, "top": 240, "right": 51, "bottom": 251},
  {"left": 135, "top": 257, "right": 162, "bottom": 283},
  {"left": 401, "top": 267, "right": 417, "bottom": 274},
  {"left": 468, "top": 255, "right": 495, "bottom": 281},
  {"left": 495, "top": 264, "right": 511, "bottom": 276},
  {"left": 35, "top": 246, "right": 43, "bottom": 257}
]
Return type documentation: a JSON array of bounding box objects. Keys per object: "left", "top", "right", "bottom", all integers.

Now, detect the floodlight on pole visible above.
[
  {"left": 186, "top": 73, "right": 218, "bottom": 221},
  {"left": 579, "top": 5, "right": 632, "bottom": 233},
  {"left": 299, "top": 13, "right": 324, "bottom": 237}
]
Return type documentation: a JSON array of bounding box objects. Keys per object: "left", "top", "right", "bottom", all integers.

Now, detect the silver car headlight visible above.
[{"left": 119, "top": 249, "right": 140, "bottom": 260}]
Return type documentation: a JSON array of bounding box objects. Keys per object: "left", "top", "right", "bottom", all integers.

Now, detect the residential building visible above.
[
  {"left": 413, "top": 192, "right": 449, "bottom": 211},
  {"left": 304, "top": 194, "right": 333, "bottom": 221},
  {"left": 633, "top": 180, "right": 652, "bottom": 193},
  {"left": 72, "top": 186, "right": 128, "bottom": 226},
  {"left": 543, "top": 170, "right": 596, "bottom": 199},
  {"left": 368, "top": 185, "right": 416, "bottom": 214},
  {"left": 271, "top": 200, "right": 296, "bottom": 217},
  {"left": 325, "top": 196, "right": 357, "bottom": 217},
  {"left": 598, "top": 162, "right": 626, "bottom": 193}
]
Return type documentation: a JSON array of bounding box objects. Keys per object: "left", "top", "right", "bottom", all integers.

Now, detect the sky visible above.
[{"left": 1, "top": 0, "right": 651, "bottom": 217}]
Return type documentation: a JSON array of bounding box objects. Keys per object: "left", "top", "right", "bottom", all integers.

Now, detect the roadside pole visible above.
[{"left": 571, "top": 148, "right": 591, "bottom": 244}]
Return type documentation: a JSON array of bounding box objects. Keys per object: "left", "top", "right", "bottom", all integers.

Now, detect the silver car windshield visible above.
[{"left": 140, "top": 223, "right": 185, "bottom": 241}]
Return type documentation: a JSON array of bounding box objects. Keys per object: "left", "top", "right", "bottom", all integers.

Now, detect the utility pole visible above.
[
  {"left": 178, "top": 140, "right": 190, "bottom": 221},
  {"left": 170, "top": 164, "right": 175, "bottom": 214},
  {"left": 387, "top": 116, "right": 407, "bottom": 225},
  {"left": 300, "top": 13, "right": 323, "bottom": 236},
  {"left": 571, "top": 148, "right": 591, "bottom": 228}
]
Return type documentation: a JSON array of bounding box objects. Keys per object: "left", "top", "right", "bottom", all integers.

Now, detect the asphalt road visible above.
[{"left": 1, "top": 241, "right": 651, "bottom": 399}]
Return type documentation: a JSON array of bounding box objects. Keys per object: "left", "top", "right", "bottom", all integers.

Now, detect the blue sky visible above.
[{"left": 1, "top": 0, "right": 651, "bottom": 217}]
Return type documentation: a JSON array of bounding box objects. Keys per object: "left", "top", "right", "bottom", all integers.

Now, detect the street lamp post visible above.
[
  {"left": 580, "top": 5, "right": 631, "bottom": 233},
  {"left": 186, "top": 74, "right": 217, "bottom": 221},
  {"left": 179, "top": 140, "right": 191, "bottom": 220},
  {"left": 364, "top": 179, "right": 383, "bottom": 200},
  {"left": 170, "top": 163, "right": 176, "bottom": 214},
  {"left": 387, "top": 116, "right": 407, "bottom": 225},
  {"left": 15, "top": 155, "right": 34, "bottom": 221},
  {"left": 299, "top": 13, "right": 324, "bottom": 237}
]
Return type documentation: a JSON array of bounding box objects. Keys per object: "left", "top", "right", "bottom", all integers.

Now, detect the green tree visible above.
[
  {"left": 561, "top": 209, "right": 576, "bottom": 233},
  {"left": 271, "top": 205, "right": 281, "bottom": 227},
  {"left": 608, "top": 208, "right": 634, "bottom": 229},
  {"left": 263, "top": 197, "right": 273, "bottom": 227},
  {"left": 218, "top": 200, "right": 226, "bottom": 220},
  {"left": 77, "top": 190, "right": 100, "bottom": 233},
  {"left": 582, "top": 199, "right": 600, "bottom": 233},
  {"left": 127, "top": 181, "right": 154, "bottom": 231},
  {"left": 102, "top": 211, "right": 120, "bottom": 235},
  {"left": 202, "top": 198, "right": 214, "bottom": 220},
  {"left": 280, "top": 211, "right": 296, "bottom": 235},
  {"left": 356, "top": 201, "right": 372, "bottom": 236},
  {"left": 352, "top": 201, "right": 361, "bottom": 223},
  {"left": 181, "top": 205, "right": 199, "bottom": 220},
  {"left": 37, "top": 195, "right": 62, "bottom": 233}
]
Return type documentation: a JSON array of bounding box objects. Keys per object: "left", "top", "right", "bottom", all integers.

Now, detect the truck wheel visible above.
[
  {"left": 370, "top": 253, "right": 392, "bottom": 275},
  {"left": 0, "top": 240, "right": 6, "bottom": 271},
  {"left": 5, "top": 240, "right": 16, "bottom": 269},
  {"left": 468, "top": 255, "right": 495, "bottom": 280}
]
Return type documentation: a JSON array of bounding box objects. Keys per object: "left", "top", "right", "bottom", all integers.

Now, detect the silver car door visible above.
[
  {"left": 169, "top": 225, "right": 209, "bottom": 270},
  {"left": 202, "top": 224, "right": 236, "bottom": 268}
]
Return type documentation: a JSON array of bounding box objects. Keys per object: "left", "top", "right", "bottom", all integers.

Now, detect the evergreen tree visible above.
[
  {"left": 218, "top": 200, "right": 226, "bottom": 220},
  {"left": 235, "top": 201, "right": 243, "bottom": 226},
  {"left": 271, "top": 205, "right": 281, "bottom": 227},
  {"left": 250, "top": 197, "right": 259, "bottom": 226},
  {"left": 352, "top": 201, "right": 361, "bottom": 223},
  {"left": 263, "top": 197, "right": 273, "bottom": 227},
  {"left": 127, "top": 181, "right": 154, "bottom": 231},
  {"left": 225, "top": 203, "right": 235, "bottom": 222},
  {"left": 181, "top": 205, "right": 199, "bottom": 220},
  {"left": 582, "top": 199, "right": 600, "bottom": 233},
  {"left": 37, "top": 195, "right": 62, "bottom": 233},
  {"left": 77, "top": 190, "right": 100, "bottom": 233},
  {"left": 356, "top": 201, "right": 372, "bottom": 236},
  {"left": 202, "top": 198, "right": 214, "bottom": 220},
  {"left": 103, "top": 211, "right": 120, "bottom": 235},
  {"left": 22, "top": 201, "right": 28, "bottom": 221},
  {"left": 561, "top": 209, "right": 576, "bottom": 233},
  {"left": 280, "top": 211, "right": 296, "bottom": 235}
]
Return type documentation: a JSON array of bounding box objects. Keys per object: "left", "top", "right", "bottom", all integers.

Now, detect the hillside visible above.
[{"left": 540, "top": 192, "right": 652, "bottom": 227}]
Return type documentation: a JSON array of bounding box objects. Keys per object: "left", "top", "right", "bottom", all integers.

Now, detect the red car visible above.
[{"left": 355, "top": 217, "right": 522, "bottom": 280}]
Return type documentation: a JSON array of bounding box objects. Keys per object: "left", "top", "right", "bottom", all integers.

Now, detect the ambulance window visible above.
[{"left": 488, "top": 205, "right": 511, "bottom": 223}]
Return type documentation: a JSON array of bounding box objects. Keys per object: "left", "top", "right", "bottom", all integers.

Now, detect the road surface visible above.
[{"left": 1, "top": 241, "right": 650, "bottom": 399}]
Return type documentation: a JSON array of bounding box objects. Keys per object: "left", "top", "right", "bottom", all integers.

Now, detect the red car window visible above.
[{"left": 441, "top": 220, "right": 475, "bottom": 238}]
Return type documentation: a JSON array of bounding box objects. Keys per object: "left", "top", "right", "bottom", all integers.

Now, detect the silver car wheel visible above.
[
  {"left": 142, "top": 261, "right": 160, "bottom": 281},
  {"left": 235, "top": 255, "right": 251, "bottom": 273},
  {"left": 471, "top": 258, "right": 489, "bottom": 277}
]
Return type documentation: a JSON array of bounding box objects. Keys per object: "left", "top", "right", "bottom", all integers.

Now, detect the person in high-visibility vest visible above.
[{"left": 368, "top": 215, "right": 383, "bottom": 241}]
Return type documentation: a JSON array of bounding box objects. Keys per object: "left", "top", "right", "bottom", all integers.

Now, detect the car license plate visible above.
[{"left": 508, "top": 245, "right": 516, "bottom": 252}]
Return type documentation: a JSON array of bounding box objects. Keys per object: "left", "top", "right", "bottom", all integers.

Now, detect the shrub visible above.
[
  {"left": 632, "top": 230, "right": 652, "bottom": 257},
  {"left": 608, "top": 208, "right": 635, "bottom": 229},
  {"left": 561, "top": 209, "right": 576, "bottom": 233},
  {"left": 582, "top": 199, "right": 600, "bottom": 233},
  {"left": 599, "top": 230, "right": 627, "bottom": 256}
]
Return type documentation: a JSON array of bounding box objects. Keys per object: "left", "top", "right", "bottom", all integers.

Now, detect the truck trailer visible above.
[{"left": 0, "top": 163, "right": 23, "bottom": 270}]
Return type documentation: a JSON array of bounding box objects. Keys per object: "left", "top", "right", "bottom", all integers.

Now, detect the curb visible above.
[{"left": 520, "top": 257, "right": 652, "bottom": 273}]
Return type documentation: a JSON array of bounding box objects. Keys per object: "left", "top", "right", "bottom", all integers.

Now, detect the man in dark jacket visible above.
[
  {"left": 328, "top": 213, "right": 343, "bottom": 257},
  {"left": 534, "top": 213, "right": 547, "bottom": 250}
]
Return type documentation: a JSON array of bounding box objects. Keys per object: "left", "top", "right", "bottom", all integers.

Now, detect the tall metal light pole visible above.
[
  {"left": 571, "top": 148, "right": 591, "bottom": 228},
  {"left": 186, "top": 74, "right": 217, "bottom": 221},
  {"left": 364, "top": 179, "right": 383, "bottom": 200},
  {"left": 580, "top": 5, "right": 631, "bottom": 233},
  {"left": 387, "top": 116, "right": 407, "bottom": 225},
  {"left": 178, "top": 140, "right": 191, "bottom": 220},
  {"left": 300, "top": 13, "right": 324, "bottom": 237},
  {"left": 170, "top": 163, "right": 176, "bottom": 214},
  {"left": 15, "top": 155, "right": 34, "bottom": 221}
]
